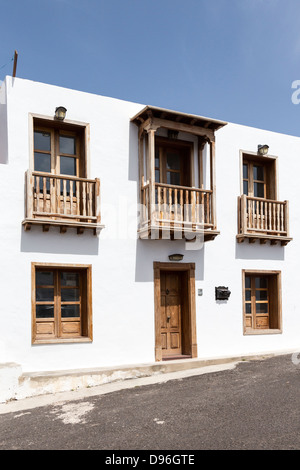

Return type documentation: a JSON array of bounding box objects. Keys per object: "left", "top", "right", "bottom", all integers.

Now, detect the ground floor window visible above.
[
  {"left": 242, "top": 270, "right": 282, "bottom": 334},
  {"left": 32, "top": 263, "right": 92, "bottom": 344}
]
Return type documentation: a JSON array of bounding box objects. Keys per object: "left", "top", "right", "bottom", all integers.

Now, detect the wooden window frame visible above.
[
  {"left": 242, "top": 270, "right": 282, "bottom": 335},
  {"left": 34, "top": 126, "right": 82, "bottom": 177},
  {"left": 239, "top": 150, "right": 278, "bottom": 200},
  {"left": 29, "top": 113, "right": 90, "bottom": 179},
  {"left": 32, "top": 262, "right": 93, "bottom": 344},
  {"left": 243, "top": 160, "right": 267, "bottom": 199}
]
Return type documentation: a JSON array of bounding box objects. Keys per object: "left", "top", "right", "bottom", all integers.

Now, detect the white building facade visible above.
[{"left": 0, "top": 76, "right": 299, "bottom": 399}]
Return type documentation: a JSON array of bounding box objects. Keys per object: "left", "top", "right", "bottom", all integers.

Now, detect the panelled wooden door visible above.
[
  {"left": 160, "top": 271, "right": 183, "bottom": 357},
  {"left": 155, "top": 140, "right": 191, "bottom": 187}
]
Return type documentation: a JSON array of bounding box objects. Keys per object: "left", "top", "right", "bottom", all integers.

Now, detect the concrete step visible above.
[
  {"left": 16, "top": 353, "right": 273, "bottom": 401},
  {"left": 2, "top": 350, "right": 292, "bottom": 403}
]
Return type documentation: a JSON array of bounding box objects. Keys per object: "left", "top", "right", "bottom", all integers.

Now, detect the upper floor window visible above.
[
  {"left": 242, "top": 153, "right": 277, "bottom": 200},
  {"left": 243, "top": 161, "right": 266, "bottom": 198},
  {"left": 23, "top": 115, "right": 103, "bottom": 235},
  {"left": 33, "top": 125, "right": 85, "bottom": 178},
  {"left": 155, "top": 138, "right": 192, "bottom": 187},
  {"left": 237, "top": 150, "right": 291, "bottom": 245}
]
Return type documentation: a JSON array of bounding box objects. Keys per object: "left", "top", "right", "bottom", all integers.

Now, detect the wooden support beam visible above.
[
  {"left": 140, "top": 116, "right": 215, "bottom": 141},
  {"left": 198, "top": 138, "right": 205, "bottom": 190},
  {"left": 147, "top": 128, "right": 156, "bottom": 228},
  {"left": 138, "top": 131, "right": 144, "bottom": 188},
  {"left": 152, "top": 117, "right": 214, "bottom": 140},
  {"left": 95, "top": 178, "right": 101, "bottom": 224},
  {"left": 209, "top": 140, "right": 217, "bottom": 230},
  {"left": 285, "top": 200, "right": 290, "bottom": 238}
]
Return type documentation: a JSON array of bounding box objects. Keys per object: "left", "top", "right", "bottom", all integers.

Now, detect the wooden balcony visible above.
[
  {"left": 237, "top": 194, "right": 292, "bottom": 245},
  {"left": 139, "top": 182, "right": 219, "bottom": 241},
  {"left": 22, "top": 170, "right": 104, "bottom": 235},
  {"left": 131, "top": 105, "right": 227, "bottom": 243}
]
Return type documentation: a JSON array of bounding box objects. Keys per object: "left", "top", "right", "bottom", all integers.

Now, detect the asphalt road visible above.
[{"left": 0, "top": 354, "right": 299, "bottom": 451}]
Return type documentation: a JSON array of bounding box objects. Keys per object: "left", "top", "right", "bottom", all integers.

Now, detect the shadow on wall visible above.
[
  {"left": 20, "top": 226, "right": 99, "bottom": 255},
  {"left": 235, "top": 241, "right": 285, "bottom": 260},
  {"left": 135, "top": 238, "right": 205, "bottom": 282},
  {"left": 0, "top": 104, "right": 8, "bottom": 164},
  {"left": 129, "top": 122, "right": 206, "bottom": 283},
  {"left": 128, "top": 121, "right": 139, "bottom": 184}
]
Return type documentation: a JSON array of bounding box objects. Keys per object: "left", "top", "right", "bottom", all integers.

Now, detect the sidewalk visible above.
[{"left": 1, "top": 349, "right": 297, "bottom": 414}]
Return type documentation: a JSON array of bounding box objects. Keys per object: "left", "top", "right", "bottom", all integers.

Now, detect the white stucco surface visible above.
[{"left": 0, "top": 76, "right": 299, "bottom": 381}]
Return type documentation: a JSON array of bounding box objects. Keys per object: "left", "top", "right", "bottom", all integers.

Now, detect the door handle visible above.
[
  {"left": 166, "top": 289, "right": 169, "bottom": 295},
  {"left": 167, "top": 314, "right": 171, "bottom": 322}
]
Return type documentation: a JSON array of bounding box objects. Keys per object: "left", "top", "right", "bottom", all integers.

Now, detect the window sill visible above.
[
  {"left": 32, "top": 337, "right": 92, "bottom": 345},
  {"left": 244, "top": 329, "right": 282, "bottom": 336}
]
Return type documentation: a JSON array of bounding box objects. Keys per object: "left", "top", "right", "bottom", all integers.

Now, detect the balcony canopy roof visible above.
[{"left": 131, "top": 105, "right": 227, "bottom": 132}]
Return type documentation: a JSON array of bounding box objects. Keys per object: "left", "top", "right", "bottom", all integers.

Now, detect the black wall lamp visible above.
[
  {"left": 169, "top": 254, "right": 184, "bottom": 261},
  {"left": 55, "top": 106, "right": 67, "bottom": 121},
  {"left": 257, "top": 144, "right": 269, "bottom": 156},
  {"left": 215, "top": 286, "right": 231, "bottom": 301}
]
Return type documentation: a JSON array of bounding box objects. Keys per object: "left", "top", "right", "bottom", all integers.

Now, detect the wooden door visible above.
[
  {"left": 155, "top": 141, "right": 191, "bottom": 187},
  {"left": 160, "top": 271, "right": 182, "bottom": 357},
  {"left": 155, "top": 139, "right": 191, "bottom": 223}
]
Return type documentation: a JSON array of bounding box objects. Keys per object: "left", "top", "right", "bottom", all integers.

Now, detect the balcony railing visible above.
[
  {"left": 140, "top": 182, "right": 217, "bottom": 240},
  {"left": 23, "top": 170, "right": 103, "bottom": 234},
  {"left": 237, "top": 194, "right": 291, "bottom": 245}
]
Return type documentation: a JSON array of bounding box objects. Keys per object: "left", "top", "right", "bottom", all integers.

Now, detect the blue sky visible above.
[{"left": 1, "top": 0, "right": 300, "bottom": 136}]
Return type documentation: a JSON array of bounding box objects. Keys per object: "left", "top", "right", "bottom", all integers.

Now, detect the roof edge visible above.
[{"left": 131, "top": 105, "right": 227, "bottom": 131}]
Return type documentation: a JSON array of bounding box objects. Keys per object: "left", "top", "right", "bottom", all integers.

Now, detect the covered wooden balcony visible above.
[
  {"left": 131, "top": 106, "right": 227, "bottom": 241},
  {"left": 237, "top": 194, "right": 292, "bottom": 246},
  {"left": 22, "top": 170, "right": 104, "bottom": 235}
]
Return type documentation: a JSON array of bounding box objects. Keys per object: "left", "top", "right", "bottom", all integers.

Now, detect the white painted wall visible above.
[
  {"left": 0, "top": 80, "right": 8, "bottom": 164},
  {"left": 0, "top": 76, "right": 299, "bottom": 375}
]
